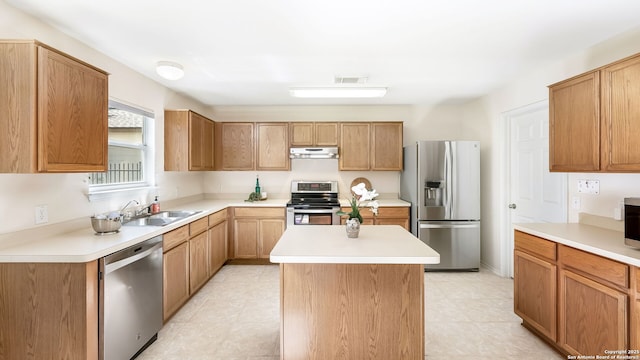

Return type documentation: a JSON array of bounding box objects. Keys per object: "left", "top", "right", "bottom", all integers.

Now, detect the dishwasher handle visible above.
[
  {"left": 105, "top": 241, "right": 162, "bottom": 275},
  {"left": 420, "top": 223, "right": 479, "bottom": 229}
]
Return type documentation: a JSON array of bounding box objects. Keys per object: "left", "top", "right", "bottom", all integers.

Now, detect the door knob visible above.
[{"left": 508, "top": 203, "right": 517, "bottom": 209}]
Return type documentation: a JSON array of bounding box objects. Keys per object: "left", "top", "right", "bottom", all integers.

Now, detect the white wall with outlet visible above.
[{"left": 567, "top": 173, "right": 640, "bottom": 223}]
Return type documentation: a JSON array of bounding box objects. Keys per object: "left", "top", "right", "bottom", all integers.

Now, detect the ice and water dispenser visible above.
[{"left": 424, "top": 181, "right": 443, "bottom": 206}]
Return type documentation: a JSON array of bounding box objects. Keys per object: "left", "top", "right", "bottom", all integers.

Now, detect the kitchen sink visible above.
[
  {"left": 150, "top": 210, "right": 200, "bottom": 219},
  {"left": 123, "top": 210, "right": 202, "bottom": 227}
]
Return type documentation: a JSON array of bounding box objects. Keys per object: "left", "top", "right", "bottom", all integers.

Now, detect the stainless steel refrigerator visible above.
[{"left": 400, "top": 141, "right": 481, "bottom": 271}]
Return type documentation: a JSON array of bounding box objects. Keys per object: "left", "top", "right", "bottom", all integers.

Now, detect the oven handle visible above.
[{"left": 288, "top": 208, "right": 337, "bottom": 214}]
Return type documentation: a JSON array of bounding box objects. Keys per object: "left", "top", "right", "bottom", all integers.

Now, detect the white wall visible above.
[
  {"left": 0, "top": 2, "right": 209, "bottom": 234},
  {"left": 477, "top": 25, "right": 640, "bottom": 275}
]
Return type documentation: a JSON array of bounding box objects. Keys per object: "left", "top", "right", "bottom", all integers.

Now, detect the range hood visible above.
[{"left": 289, "top": 147, "right": 339, "bottom": 159}]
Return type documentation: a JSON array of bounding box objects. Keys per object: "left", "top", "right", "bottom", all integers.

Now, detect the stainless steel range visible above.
[{"left": 286, "top": 180, "right": 341, "bottom": 226}]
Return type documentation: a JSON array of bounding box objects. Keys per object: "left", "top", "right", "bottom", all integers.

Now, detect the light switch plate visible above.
[
  {"left": 577, "top": 179, "right": 600, "bottom": 194},
  {"left": 571, "top": 196, "right": 581, "bottom": 210},
  {"left": 35, "top": 205, "right": 48, "bottom": 224}
]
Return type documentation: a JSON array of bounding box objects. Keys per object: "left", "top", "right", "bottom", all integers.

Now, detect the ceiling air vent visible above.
[{"left": 334, "top": 76, "right": 368, "bottom": 84}]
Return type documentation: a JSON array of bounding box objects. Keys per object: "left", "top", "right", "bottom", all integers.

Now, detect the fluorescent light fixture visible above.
[
  {"left": 156, "top": 61, "right": 184, "bottom": 80},
  {"left": 289, "top": 87, "right": 387, "bottom": 98}
]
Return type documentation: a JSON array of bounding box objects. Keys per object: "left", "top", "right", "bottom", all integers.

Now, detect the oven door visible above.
[{"left": 286, "top": 207, "right": 339, "bottom": 226}]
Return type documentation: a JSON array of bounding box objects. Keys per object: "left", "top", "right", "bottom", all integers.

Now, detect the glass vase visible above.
[{"left": 345, "top": 218, "right": 361, "bottom": 238}]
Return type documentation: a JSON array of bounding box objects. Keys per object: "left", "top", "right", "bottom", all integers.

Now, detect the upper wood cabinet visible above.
[
  {"left": 371, "top": 122, "right": 403, "bottom": 170},
  {"left": 549, "top": 71, "right": 600, "bottom": 172},
  {"left": 289, "top": 122, "right": 313, "bottom": 146},
  {"left": 549, "top": 52, "right": 640, "bottom": 172},
  {"left": 214, "top": 122, "right": 289, "bottom": 171},
  {"left": 0, "top": 40, "right": 108, "bottom": 173},
  {"left": 290, "top": 122, "right": 339, "bottom": 146},
  {"left": 214, "top": 122, "right": 255, "bottom": 170},
  {"left": 164, "top": 109, "right": 215, "bottom": 171},
  {"left": 339, "top": 122, "right": 403, "bottom": 171},
  {"left": 339, "top": 123, "right": 371, "bottom": 170},
  {"left": 257, "top": 122, "right": 290, "bottom": 170},
  {"left": 601, "top": 54, "right": 640, "bottom": 171}
]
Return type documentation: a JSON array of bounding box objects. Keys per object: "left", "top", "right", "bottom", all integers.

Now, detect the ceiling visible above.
[{"left": 7, "top": 0, "right": 640, "bottom": 106}]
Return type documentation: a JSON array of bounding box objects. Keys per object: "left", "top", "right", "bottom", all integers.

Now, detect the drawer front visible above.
[
  {"left": 164, "top": 225, "right": 189, "bottom": 252},
  {"left": 559, "top": 244, "right": 629, "bottom": 289},
  {"left": 376, "top": 207, "right": 409, "bottom": 218},
  {"left": 514, "top": 231, "right": 557, "bottom": 261},
  {"left": 234, "top": 207, "right": 284, "bottom": 218},
  {"left": 341, "top": 206, "right": 379, "bottom": 219},
  {"left": 189, "top": 217, "right": 209, "bottom": 236},
  {"left": 208, "top": 209, "right": 227, "bottom": 227}
]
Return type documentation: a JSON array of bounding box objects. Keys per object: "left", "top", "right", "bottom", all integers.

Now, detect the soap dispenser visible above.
[
  {"left": 151, "top": 196, "right": 160, "bottom": 214},
  {"left": 255, "top": 175, "right": 261, "bottom": 197}
]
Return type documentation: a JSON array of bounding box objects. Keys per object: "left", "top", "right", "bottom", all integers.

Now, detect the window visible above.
[{"left": 89, "top": 100, "right": 153, "bottom": 194}]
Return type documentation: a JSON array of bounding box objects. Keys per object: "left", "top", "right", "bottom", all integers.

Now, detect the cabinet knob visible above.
[{"left": 508, "top": 203, "right": 517, "bottom": 209}]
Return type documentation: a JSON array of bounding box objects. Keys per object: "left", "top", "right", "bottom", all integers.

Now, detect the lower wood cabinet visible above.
[
  {"left": 558, "top": 268, "right": 627, "bottom": 355},
  {"left": 208, "top": 209, "right": 228, "bottom": 274},
  {"left": 189, "top": 230, "right": 209, "bottom": 293},
  {"left": 557, "top": 244, "right": 629, "bottom": 355},
  {"left": 514, "top": 249, "right": 557, "bottom": 341},
  {"left": 232, "top": 207, "right": 285, "bottom": 259},
  {"left": 513, "top": 231, "right": 557, "bottom": 342},
  {"left": 163, "top": 211, "right": 229, "bottom": 322},
  {"left": 340, "top": 206, "right": 410, "bottom": 231},
  {"left": 0, "top": 261, "right": 99, "bottom": 359},
  {"left": 163, "top": 226, "right": 190, "bottom": 322},
  {"left": 514, "top": 230, "right": 633, "bottom": 356},
  {"left": 633, "top": 267, "right": 640, "bottom": 350}
]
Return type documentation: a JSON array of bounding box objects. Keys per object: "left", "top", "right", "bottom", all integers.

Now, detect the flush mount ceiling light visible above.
[
  {"left": 156, "top": 61, "right": 184, "bottom": 80},
  {"left": 289, "top": 87, "right": 387, "bottom": 98}
]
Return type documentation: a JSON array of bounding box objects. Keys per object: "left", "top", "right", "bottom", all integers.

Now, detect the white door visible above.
[{"left": 504, "top": 100, "right": 567, "bottom": 277}]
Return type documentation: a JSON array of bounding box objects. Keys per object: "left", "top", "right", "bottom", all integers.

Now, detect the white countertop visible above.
[
  {"left": 270, "top": 225, "right": 440, "bottom": 264},
  {"left": 0, "top": 198, "right": 409, "bottom": 263},
  {"left": 514, "top": 223, "right": 640, "bottom": 267}
]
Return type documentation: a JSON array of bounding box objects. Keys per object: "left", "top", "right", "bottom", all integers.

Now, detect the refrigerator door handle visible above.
[
  {"left": 444, "top": 141, "right": 453, "bottom": 219},
  {"left": 450, "top": 142, "right": 457, "bottom": 218},
  {"left": 420, "top": 223, "right": 479, "bottom": 229}
]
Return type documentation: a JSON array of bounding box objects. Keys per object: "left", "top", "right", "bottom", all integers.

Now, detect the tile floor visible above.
[{"left": 137, "top": 265, "right": 563, "bottom": 360}]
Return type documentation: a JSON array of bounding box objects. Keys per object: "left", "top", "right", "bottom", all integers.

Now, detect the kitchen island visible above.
[{"left": 270, "top": 225, "right": 439, "bottom": 360}]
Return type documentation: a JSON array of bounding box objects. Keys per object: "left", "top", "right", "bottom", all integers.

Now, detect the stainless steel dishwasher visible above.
[{"left": 99, "top": 236, "right": 163, "bottom": 360}]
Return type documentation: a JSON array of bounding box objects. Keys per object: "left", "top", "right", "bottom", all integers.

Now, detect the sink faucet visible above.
[
  {"left": 121, "top": 200, "right": 140, "bottom": 219},
  {"left": 135, "top": 204, "right": 152, "bottom": 217}
]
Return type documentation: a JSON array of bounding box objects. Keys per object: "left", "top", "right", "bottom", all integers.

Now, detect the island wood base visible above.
[
  {"left": 279, "top": 263, "right": 424, "bottom": 360},
  {"left": 0, "top": 261, "right": 98, "bottom": 360}
]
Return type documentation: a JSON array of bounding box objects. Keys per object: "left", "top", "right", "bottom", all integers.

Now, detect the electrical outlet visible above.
[
  {"left": 577, "top": 179, "right": 600, "bottom": 194},
  {"left": 35, "top": 205, "right": 48, "bottom": 224}
]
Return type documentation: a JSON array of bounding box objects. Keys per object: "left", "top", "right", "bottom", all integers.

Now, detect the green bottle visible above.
[{"left": 255, "top": 175, "right": 261, "bottom": 196}]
